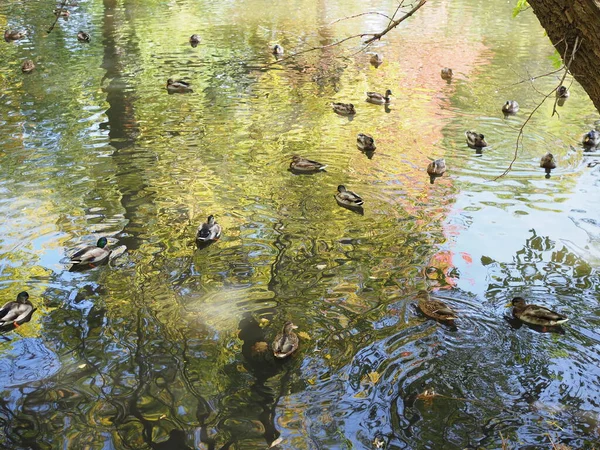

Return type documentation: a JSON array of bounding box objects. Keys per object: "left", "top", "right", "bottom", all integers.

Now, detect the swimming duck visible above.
[
  {"left": 427, "top": 159, "right": 446, "bottom": 183},
  {"left": 417, "top": 290, "right": 457, "bottom": 323},
  {"left": 272, "top": 44, "right": 284, "bottom": 55},
  {"left": 0, "top": 292, "right": 35, "bottom": 328},
  {"left": 502, "top": 100, "right": 519, "bottom": 114},
  {"left": 511, "top": 297, "right": 568, "bottom": 327},
  {"left": 357, "top": 133, "right": 376, "bottom": 152},
  {"left": 370, "top": 53, "right": 383, "bottom": 67},
  {"left": 465, "top": 130, "right": 488, "bottom": 148},
  {"left": 69, "top": 237, "right": 112, "bottom": 267},
  {"left": 366, "top": 89, "right": 392, "bottom": 105},
  {"left": 272, "top": 321, "right": 299, "bottom": 359},
  {"left": 556, "top": 85, "right": 569, "bottom": 98},
  {"left": 441, "top": 67, "right": 453, "bottom": 81},
  {"left": 189, "top": 34, "right": 200, "bottom": 46},
  {"left": 21, "top": 60, "right": 35, "bottom": 73},
  {"left": 331, "top": 102, "right": 355, "bottom": 116},
  {"left": 583, "top": 130, "right": 600, "bottom": 148},
  {"left": 4, "top": 30, "right": 26, "bottom": 41},
  {"left": 289, "top": 155, "right": 327, "bottom": 173},
  {"left": 53, "top": 8, "right": 70, "bottom": 17},
  {"left": 196, "top": 215, "right": 222, "bottom": 243},
  {"left": 335, "top": 185, "right": 364, "bottom": 210},
  {"left": 77, "top": 31, "right": 90, "bottom": 42},
  {"left": 540, "top": 153, "right": 556, "bottom": 177},
  {"left": 166, "top": 78, "right": 192, "bottom": 93}
]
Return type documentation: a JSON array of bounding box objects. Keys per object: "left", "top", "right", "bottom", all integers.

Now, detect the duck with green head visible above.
[
  {"left": 272, "top": 321, "right": 299, "bottom": 359},
  {"left": 196, "top": 215, "right": 222, "bottom": 243},
  {"left": 0, "top": 291, "right": 36, "bottom": 328},
  {"left": 335, "top": 185, "right": 364, "bottom": 211},
  {"left": 69, "top": 237, "right": 111, "bottom": 268},
  {"left": 357, "top": 133, "right": 376, "bottom": 152},
  {"left": 77, "top": 31, "right": 90, "bottom": 42},
  {"left": 272, "top": 44, "right": 284, "bottom": 55},
  {"left": 366, "top": 89, "right": 392, "bottom": 105},
  {"left": 556, "top": 86, "right": 569, "bottom": 98}
]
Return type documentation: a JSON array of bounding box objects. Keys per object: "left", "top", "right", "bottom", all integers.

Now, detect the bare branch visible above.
[
  {"left": 328, "top": 11, "right": 393, "bottom": 26},
  {"left": 365, "top": 0, "right": 427, "bottom": 44},
  {"left": 48, "top": 0, "right": 69, "bottom": 34}
]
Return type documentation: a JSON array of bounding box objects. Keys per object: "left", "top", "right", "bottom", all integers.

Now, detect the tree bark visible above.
[{"left": 528, "top": 0, "right": 600, "bottom": 112}]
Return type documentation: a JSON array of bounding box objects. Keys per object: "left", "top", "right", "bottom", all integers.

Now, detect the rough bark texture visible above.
[{"left": 528, "top": 0, "right": 600, "bottom": 112}]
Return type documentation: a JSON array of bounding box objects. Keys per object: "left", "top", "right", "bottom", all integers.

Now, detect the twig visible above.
[
  {"left": 365, "top": 0, "right": 427, "bottom": 44},
  {"left": 327, "top": 11, "right": 393, "bottom": 26},
  {"left": 387, "top": 1, "right": 406, "bottom": 29},
  {"left": 48, "top": 0, "right": 69, "bottom": 34},
  {"left": 551, "top": 36, "right": 581, "bottom": 117}
]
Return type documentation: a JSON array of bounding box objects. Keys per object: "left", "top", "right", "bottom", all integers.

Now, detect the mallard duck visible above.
[
  {"left": 196, "top": 215, "right": 222, "bottom": 242},
  {"left": 53, "top": 8, "right": 71, "bottom": 17},
  {"left": 272, "top": 44, "right": 284, "bottom": 55},
  {"left": 540, "top": 152, "right": 556, "bottom": 177},
  {"left": 583, "top": 130, "right": 600, "bottom": 148},
  {"left": 465, "top": 130, "right": 488, "bottom": 148},
  {"left": 511, "top": 297, "right": 568, "bottom": 327},
  {"left": 556, "top": 86, "right": 569, "bottom": 98},
  {"left": 441, "top": 67, "right": 453, "bottom": 81},
  {"left": 4, "top": 30, "right": 26, "bottom": 41},
  {"left": 502, "top": 100, "right": 519, "bottom": 114},
  {"left": 69, "top": 237, "right": 112, "bottom": 267},
  {"left": 370, "top": 53, "right": 383, "bottom": 67},
  {"left": 77, "top": 31, "right": 90, "bottom": 42},
  {"left": 289, "top": 155, "right": 327, "bottom": 173},
  {"left": 166, "top": 78, "right": 192, "bottom": 93},
  {"left": 0, "top": 292, "right": 35, "bottom": 328},
  {"left": 189, "top": 34, "right": 200, "bottom": 46},
  {"left": 21, "top": 60, "right": 35, "bottom": 73},
  {"left": 357, "top": 133, "right": 376, "bottom": 152},
  {"left": 366, "top": 89, "right": 392, "bottom": 105},
  {"left": 427, "top": 159, "right": 446, "bottom": 181},
  {"left": 272, "top": 321, "right": 299, "bottom": 359},
  {"left": 332, "top": 102, "right": 355, "bottom": 116},
  {"left": 417, "top": 290, "right": 457, "bottom": 323},
  {"left": 335, "top": 185, "right": 363, "bottom": 209}
]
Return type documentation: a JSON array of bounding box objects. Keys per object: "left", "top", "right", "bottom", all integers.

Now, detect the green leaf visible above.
[{"left": 512, "top": 0, "right": 530, "bottom": 18}]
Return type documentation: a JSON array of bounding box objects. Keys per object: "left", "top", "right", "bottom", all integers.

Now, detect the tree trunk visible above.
[{"left": 528, "top": 0, "right": 600, "bottom": 112}]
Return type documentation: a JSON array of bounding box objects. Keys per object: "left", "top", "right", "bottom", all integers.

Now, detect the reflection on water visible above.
[{"left": 1, "top": 0, "right": 600, "bottom": 448}]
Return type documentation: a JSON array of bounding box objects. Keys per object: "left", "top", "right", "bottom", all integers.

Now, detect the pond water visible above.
[{"left": 1, "top": 0, "right": 600, "bottom": 448}]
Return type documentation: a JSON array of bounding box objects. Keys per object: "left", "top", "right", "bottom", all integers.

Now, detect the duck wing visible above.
[
  {"left": 70, "top": 246, "right": 110, "bottom": 264},
  {"left": 0, "top": 302, "right": 31, "bottom": 325},
  {"left": 522, "top": 305, "right": 567, "bottom": 322}
]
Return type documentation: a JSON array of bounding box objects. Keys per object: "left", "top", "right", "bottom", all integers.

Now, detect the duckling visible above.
[
  {"left": 366, "top": 89, "right": 392, "bottom": 105},
  {"left": 370, "top": 53, "right": 383, "bottom": 67},
  {"left": 331, "top": 102, "right": 356, "bottom": 116},
  {"left": 289, "top": 155, "right": 327, "bottom": 173},
  {"left": 441, "top": 67, "right": 453, "bottom": 81},
  {"left": 417, "top": 290, "right": 457, "bottom": 323},
  {"left": 556, "top": 85, "right": 569, "bottom": 98},
  {"left": 21, "top": 60, "right": 35, "bottom": 73},
  {"left": 166, "top": 78, "right": 192, "bottom": 93},
  {"left": 335, "top": 185, "right": 363, "bottom": 210},
  {"left": 196, "top": 215, "right": 222, "bottom": 243},
  {"left": 77, "top": 31, "right": 90, "bottom": 42},
  {"left": 4, "top": 30, "right": 26, "bottom": 41},
  {"left": 583, "top": 130, "right": 600, "bottom": 148},
  {"left": 272, "top": 321, "right": 299, "bottom": 359},
  {"left": 53, "top": 8, "right": 71, "bottom": 17},
  {"left": 272, "top": 44, "right": 284, "bottom": 55},
  {"left": 502, "top": 100, "right": 519, "bottom": 115},
  {"left": 540, "top": 152, "right": 556, "bottom": 178},
  {"left": 0, "top": 292, "right": 36, "bottom": 328},
  {"left": 189, "top": 34, "right": 200, "bottom": 46},
  {"left": 465, "top": 130, "right": 488, "bottom": 148},
  {"left": 357, "top": 133, "right": 376, "bottom": 152},
  {"left": 427, "top": 158, "right": 446, "bottom": 184},
  {"left": 69, "top": 237, "right": 111, "bottom": 268},
  {"left": 511, "top": 297, "right": 568, "bottom": 327}
]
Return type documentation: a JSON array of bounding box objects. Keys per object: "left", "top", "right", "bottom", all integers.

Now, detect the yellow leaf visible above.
[
  {"left": 361, "top": 371, "right": 380, "bottom": 385},
  {"left": 307, "top": 377, "right": 316, "bottom": 385},
  {"left": 324, "top": 354, "right": 331, "bottom": 360},
  {"left": 298, "top": 331, "right": 311, "bottom": 340}
]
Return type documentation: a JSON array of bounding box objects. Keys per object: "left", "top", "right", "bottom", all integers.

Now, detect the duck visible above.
[
  {"left": 272, "top": 44, "right": 284, "bottom": 55},
  {"left": 540, "top": 153, "right": 556, "bottom": 177},
  {"left": 335, "top": 185, "right": 364, "bottom": 209},
  {"left": 272, "top": 321, "right": 299, "bottom": 359},
  {"left": 556, "top": 85, "right": 569, "bottom": 98},
  {"left": 166, "top": 78, "right": 192, "bottom": 93},
  {"left": 331, "top": 102, "right": 355, "bottom": 116},
  {"left": 77, "top": 31, "right": 90, "bottom": 42},
  {"left": 511, "top": 297, "right": 568, "bottom": 327},
  {"left": 0, "top": 292, "right": 35, "bottom": 328},
  {"left": 53, "top": 8, "right": 71, "bottom": 17},
  {"left": 21, "top": 60, "right": 35, "bottom": 73},
  {"left": 4, "top": 30, "right": 26, "bottom": 41},
  {"left": 370, "top": 53, "right": 383, "bottom": 67},
  {"left": 189, "top": 34, "right": 200, "bottom": 46},
  {"left": 427, "top": 158, "right": 446, "bottom": 183},
  {"left": 502, "top": 100, "right": 519, "bottom": 114},
  {"left": 357, "top": 133, "right": 376, "bottom": 152},
  {"left": 289, "top": 155, "right": 327, "bottom": 173},
  {"left": 366, "top": 89, "right": 392, "bottom": 105},
  {"left": 465, "top": 130, "right": 488, "bottom": 148},
  {"left": 583, "top": 130, "right": 600, "bottom": 148},
  {"left": 196, "top": 215, "right": 222, "bottom": 243},
  {"left": 441, "top": 67, "right": 453, "bottom": 81},
  {"left": 69, "top": 237, "right": 112, "bottom": 267},
  {"left": 417, "top": 290, "right": 457, "bottom": 323}
]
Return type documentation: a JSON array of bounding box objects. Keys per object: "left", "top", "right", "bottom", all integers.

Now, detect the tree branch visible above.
[
  {"left": 364, "top": 0, "right": 427, "bottom": 44},
  {"left": 327, "top": 11, "right": 394, "bottom": 26}
]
